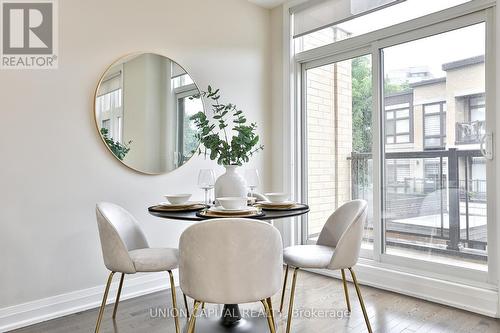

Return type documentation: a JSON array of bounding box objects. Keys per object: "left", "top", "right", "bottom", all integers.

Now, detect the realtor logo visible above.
[{"left": 1, "top": 0, "right": 58, "bottom": 69}]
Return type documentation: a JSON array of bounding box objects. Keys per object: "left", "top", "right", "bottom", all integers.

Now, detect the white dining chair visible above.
[
  {"left": 179, "top": 218, "right": 283, "bottom": 333},
  {"left": 280, "top": 199, "right": 372, "bottom": 333},
  {"left": 94, "top": 202, "right": 188, "bottom": 333}
]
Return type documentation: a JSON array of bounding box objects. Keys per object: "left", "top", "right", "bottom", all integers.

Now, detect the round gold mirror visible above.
[{"left": 94, "top": 53, "right": 204, "bottom": 174}]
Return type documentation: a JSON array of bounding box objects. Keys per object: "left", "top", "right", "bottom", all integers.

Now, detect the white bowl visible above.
[
  {"left": 265, "top": 192, "right": 289, "bottom": 203},
  {"left": 164, "top": 194, "right": 192, "bottom": 205},
  {"left": 217, "top": 197, "right": 248, "bottom": 210}
]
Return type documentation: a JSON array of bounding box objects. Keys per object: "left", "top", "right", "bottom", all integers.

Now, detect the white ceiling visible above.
[{"left": 247, "top": 0, "right": 289, "bottom": 9}]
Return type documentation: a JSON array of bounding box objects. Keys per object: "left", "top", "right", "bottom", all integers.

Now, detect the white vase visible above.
[{"left": 215, "top": 165, "right": 248, "bottom": 198}]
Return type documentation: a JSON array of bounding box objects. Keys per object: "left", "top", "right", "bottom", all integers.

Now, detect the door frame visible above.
[{"left": 294, "top": 1, "right": 497, "bottom": 286}]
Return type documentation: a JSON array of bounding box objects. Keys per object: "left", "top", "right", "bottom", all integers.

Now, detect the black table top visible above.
[{"left": 148, "top": 205, "right": 310, "bottom": 221}]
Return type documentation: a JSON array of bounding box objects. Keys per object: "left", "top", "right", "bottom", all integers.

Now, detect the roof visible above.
[
  {"left": 442, "top": 55, "right": 485, "bottom": 71},
  {"left": 385, "top": 90, "right": 413, "bottom": 98},
  {"left": 410, "top": 77, "right": 446, "bottom": 88}
]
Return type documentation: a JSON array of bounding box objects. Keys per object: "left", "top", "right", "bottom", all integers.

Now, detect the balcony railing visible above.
[
  {"left": 350, "top": 149, "right": 487, "bottom": 260},
  {"left": 456, "top": 120, "right": 485, "bottom": 144}
]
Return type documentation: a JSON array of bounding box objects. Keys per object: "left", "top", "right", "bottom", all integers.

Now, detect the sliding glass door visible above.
[
  {"left": 381, "top": 23, "right": 488, "bottom": 270},
  {"left": 298, "top": 4, "right": 495, "bottom": 279}
]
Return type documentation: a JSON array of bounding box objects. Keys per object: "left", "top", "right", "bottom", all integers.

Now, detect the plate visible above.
[
  {"left": 256, "top": 201, "right": 296, "bottom": 208},
  {"left": 209, "top": 206, "right": 258, "bottom": 214},
  {"left": 254, "top": 202, "right": 309, "bottom": 211},
  {"left": 158, "top": 201, "right": 203, "bottom": 209},
  {"left": 150, "top": 203, "right": 207, "bottom": 212}
]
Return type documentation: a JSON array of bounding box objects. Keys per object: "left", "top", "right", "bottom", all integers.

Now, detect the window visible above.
[
  {"left": 469, "top": 94, "right": 485, "bottom": 122},
  {"left": 172, "top": 74, "right": 194, "bottom": 89},
  {"left": 174, "top": 85, "right": 203, "bottom": 167},
  {"left": 385, "top": 93, "right": 413, "bottom": 144},
  {"left": 423, "top": 102, "right": 446, "bottom": 149},
  {"left": 456, "top": 93, "right": 486, "bottom": 144},
  {"left": 95, "top": 69, "right": 123, "bottom": 143},
  {"left": 101, "top": 119, "right": 110, "bottom": 131},
  {"left": 293, "top": 0, "right": 471, "bottom": 53},
  {"left": 297, "top": 0, "right": 493, "bottom": 283}
]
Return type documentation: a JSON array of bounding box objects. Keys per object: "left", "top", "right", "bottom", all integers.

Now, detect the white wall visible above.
[{"left": 0, "top": 0, "right": 271, "bottom": 319}]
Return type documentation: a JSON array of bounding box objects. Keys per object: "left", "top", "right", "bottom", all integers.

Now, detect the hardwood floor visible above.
[{"left": 9, "top": 270, "right": 500, "bottom": 333}]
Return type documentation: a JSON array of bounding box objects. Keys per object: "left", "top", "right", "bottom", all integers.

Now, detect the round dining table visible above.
[{"left": 148, "top": 204, "right": 309, "bottom": 333}]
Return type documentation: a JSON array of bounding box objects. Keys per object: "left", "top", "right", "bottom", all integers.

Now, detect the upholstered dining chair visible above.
[
  {"left": 179, "top": 218, "right": 283, "bottom": 333},
  {"left": 94, "top": 202, "right": 188, "bottom": 333},
  {"left": 280, "top": 199, "right": 372, "bottom": 333}
]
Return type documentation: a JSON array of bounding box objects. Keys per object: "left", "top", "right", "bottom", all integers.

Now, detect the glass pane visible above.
[
  {"left": 382, "top": 23, "right": 487, "bottom": 270},
  {"left": 386, "top": 123, "right": 395, "bottom": 135},
  {"left": 103, "top": 93, "right": 110, "bottom": 111},
  {"left": 425, "top": 115, "right": 441, "bottom": 136},
  {"left": 305, "top": 55, "right": 374, "bottom": 253},
  {"left": 182, "top": 96, "right": 202, "bottom": 157},
  {"left": 471, "top": 107, "right": 485, "bottom": 122},
  {"left": 425, "top": 137, "right": 441, "bottom": 147},
  {"left": 116, "top": 89, "right": 122, "bottom": 108},
  {"left": 470, "top": 95, "right": 485, "bottom": 106},
  {"left": 101, "top": 119, "right": 110, "bottom": 131},
  {"left": 396, "top": 119, "right": 409, "bottom": 133},
  {"left": 396, "top": 135, "right": 410, "bottom": 143},
  {"left": 396, "top": 109, "right": 409, "bottom": 118},
  {"left": 295, "top": 0, "right": 470, "bottom": 53}
]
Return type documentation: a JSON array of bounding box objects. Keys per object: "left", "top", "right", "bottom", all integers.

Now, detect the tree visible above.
[{"left": 351, "top": 56, "right": 372, "bottom": 153}]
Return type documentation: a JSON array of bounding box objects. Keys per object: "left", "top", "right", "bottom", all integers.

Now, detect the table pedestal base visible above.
[{"left": 183, "top": 304, "right": 275, "bottom": 333}]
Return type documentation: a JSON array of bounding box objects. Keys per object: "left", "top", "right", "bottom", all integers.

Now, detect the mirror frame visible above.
[{"left": 93, "top": 52, "right": 205, "bottom": 175}]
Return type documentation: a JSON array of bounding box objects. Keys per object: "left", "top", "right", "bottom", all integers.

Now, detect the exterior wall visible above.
[
  {"left": 445, "top": 63, "right": 485, "bottom": 146},
  {"left": 305, "top": 28, "right": 352, "bottom": 237},
  {"left": 307, "top": 64, "right": 336, "bottom": 236}
]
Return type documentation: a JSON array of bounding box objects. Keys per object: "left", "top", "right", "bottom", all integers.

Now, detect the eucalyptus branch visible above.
[{"left": 189, "top": 86, "right": 264, "bottom": 166}]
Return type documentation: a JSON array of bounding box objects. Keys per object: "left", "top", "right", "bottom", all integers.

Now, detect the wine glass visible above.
[
  {"left": 198, "top": 169, "right": 215, "bottom": 206},
  {"left": 245, "top": 169, "right": 260, "bottom": 199}
]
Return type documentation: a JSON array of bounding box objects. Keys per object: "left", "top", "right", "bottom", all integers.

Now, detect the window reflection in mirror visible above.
[{"left": 95, "top": 53, "right": 204, "bottom": 174}]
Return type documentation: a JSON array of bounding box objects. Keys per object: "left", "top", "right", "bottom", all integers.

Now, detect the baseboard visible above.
[
  {"left": 307, "top": 263, "right": 499, "bottom": 318},
  {"left": 0, "top": 271, "right": 177, "bottom": 332}
]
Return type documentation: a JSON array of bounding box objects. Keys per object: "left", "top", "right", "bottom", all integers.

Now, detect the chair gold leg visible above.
[
  {"left": 266, "top": 297, "right": 275, "bottom": 328},
  {"left": 94, "top": 272, "right": 115, "bottom": 333},
  {"left": 202, "top": 302, "right": 206, "bottom": 310},
  {"left": 348, "top": 268, "right": 372, "bottom": 333},
  {"left": 261, "top": 299, "right": 276, "bottom": 333},
  {"left": 285, "top": 267, "right": 299, "bottom": 333},
  {"left": 187, "top": 301, "right": 201, "bottom": 333},
  {"left": 112, "top": 273, "right": 125, "bottom": 319},
  {"left": 279, "top": 264, "right": 289, "bottom": 312},
  {"left": 340, "top": 269, "right": 351, "bottom": 312},
  {"left": 183, "top": 293, "right": 190, "bottom": 319},
  {"left": 168, "top": 271, "right": 180, "bottom": 333}
]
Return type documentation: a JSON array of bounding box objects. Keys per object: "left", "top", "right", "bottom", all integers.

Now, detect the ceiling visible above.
[{"left": 247, "top": 0, "right": 289, "bottom": 9}]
